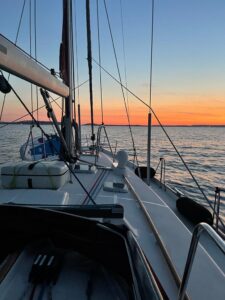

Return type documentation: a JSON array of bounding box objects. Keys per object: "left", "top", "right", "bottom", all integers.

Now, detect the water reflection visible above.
[{"left": 0, "top": 124, "right": 225, "bottom": 215}]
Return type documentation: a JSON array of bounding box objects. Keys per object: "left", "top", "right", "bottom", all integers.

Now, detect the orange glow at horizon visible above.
[{"left": 2, "top": 93, "right": 225, "bottom": 126}]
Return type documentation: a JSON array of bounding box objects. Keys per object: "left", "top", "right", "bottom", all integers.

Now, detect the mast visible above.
[
  {"left": 86, "top": 0, "right": 95, "bottom": 142},
  {"left": 60, "top": 0, "right": 74, "bottom": 157}
]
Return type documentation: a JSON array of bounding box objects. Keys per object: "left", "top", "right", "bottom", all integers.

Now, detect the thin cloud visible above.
[{"left": 177, "top": 112, "right": 215, "bottom": 117}]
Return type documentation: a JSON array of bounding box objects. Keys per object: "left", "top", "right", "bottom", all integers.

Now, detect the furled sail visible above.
[{"left": 0, "top": 34, "right": 69, "bottom": 97}]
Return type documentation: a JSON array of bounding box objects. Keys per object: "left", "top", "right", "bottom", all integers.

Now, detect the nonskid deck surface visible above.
[
  {"left": 0, "top": 151, "right": 224, "bottom": 299},
  {"left": 66, "top": 152, "right": 225, "bottom": 300},
  {"left": 125, "top": 169, "right": 225, "bottom": 299},
  {"left": 149, "top": 179, "right": 225, "bottom": 273},
  {"left": 79, "top": 152, "right": 225, "bottom": 300},
  {"left": 0, "top": 241, "right": 129, "bottom": 300},
  {"left": 0, "top": 155, "right": 177, "bottom": 298}
]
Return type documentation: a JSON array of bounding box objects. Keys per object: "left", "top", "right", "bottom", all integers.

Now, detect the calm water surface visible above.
[{"left": 0, "top": 124, "right": 225, "bottom": 215}]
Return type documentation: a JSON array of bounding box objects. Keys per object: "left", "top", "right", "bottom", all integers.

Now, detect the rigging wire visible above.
[
  {"left": 1, "top": 71, "right": 95, "bottom": 203},
  {"left": 96, "top": 0, "right": 104, "bottom": 124},
  {"left": 49, "top": 95, "right": 63, "bottom": 111},
  {"left": 86, "top": 0, "right": 95, "bottom": 142},
  {"left": 74, "top": 0, "right": 80, "bottom": 106},
  {"left": 92, "top": 58, "right": 225, "bottom": 231},
  {"left": 34, "top": 0, "right": 39, "bottom": 121},
  {"left": 73, "top": 0, "right": 81, "bottom": 149},
  {"left": 146, "top": 0, "right": 155, "bottom": 185},
  {"left": 0, "top": 79, "right": 89, "bottom": 130},
  {"left": 29, "top": 0, "right": 34, "bottom": 118},
  {"left": 149, "top": 0, "right": 155, "bottom": 109},
  {"left": 0, "top": 0, "right": 27, "bottom": 121},
  {"left": 71, "top": 0, "right": 77, "bottom": 136},
  {"left": 2, "top": 77, "right": 96, "bottom": 205},
  {"left": 103, "top": 0, "right": 138, "bottom": 164},
  {"left": 119, "top": 0, "right": 129, "bottom": 115},
  {"left": 71, "top": 0, "right": 76, "bottom": 122},
  {"left": 0, "top": 33, "right": 52, "bottom": 73}
]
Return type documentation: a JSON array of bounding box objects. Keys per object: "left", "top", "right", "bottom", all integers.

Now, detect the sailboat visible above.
[{"left": 0, "top": 0, "right": 224, "bottom": 299}]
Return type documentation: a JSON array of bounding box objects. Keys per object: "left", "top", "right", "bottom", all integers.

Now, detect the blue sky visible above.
[{"left": 1, "top": 0, "right": 225, "bottom": 124}]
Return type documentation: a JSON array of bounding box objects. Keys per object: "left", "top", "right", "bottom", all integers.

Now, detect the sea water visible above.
[{"left": 0, "top": 124, "right": 224, "bottom": 215}]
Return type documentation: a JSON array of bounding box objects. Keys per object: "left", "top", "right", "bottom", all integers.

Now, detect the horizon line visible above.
[{"left": 1, "top": 121, "right": 225, "bottom": 127}]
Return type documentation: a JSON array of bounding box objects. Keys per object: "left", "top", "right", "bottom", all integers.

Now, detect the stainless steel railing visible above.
[
  {"left": 178, "top": 222, "right": 225, "bottom": 300},
  {"left": 96, "top": 125, "right": 114, "bottom": 162},
  {"left": 213, "top": 187, "right": 225, "bottom": 232}
]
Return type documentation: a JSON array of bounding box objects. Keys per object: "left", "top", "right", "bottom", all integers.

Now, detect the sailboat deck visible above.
[
  {"left": 61, "top": 151, "right": 225, "bottom": 300},
  {"left": 0, "top": 151, "right": 224, "bottom": 299}
]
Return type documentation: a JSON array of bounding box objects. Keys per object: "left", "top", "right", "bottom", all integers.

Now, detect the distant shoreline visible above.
[{"left": 0, "top": 121, "right": 225, "bottom": 127}]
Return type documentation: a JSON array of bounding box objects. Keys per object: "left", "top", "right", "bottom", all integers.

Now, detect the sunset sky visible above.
[{"left": 1, "top": 0, "right": 225, "bottom": 125}]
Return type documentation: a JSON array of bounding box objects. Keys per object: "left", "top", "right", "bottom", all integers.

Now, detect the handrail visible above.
[
  {"left": 213, "top": 187, "right": 225, "bottom": 232},
  {"left": 178, "top": 223, "right": 225, "bottom": 300},
  {"left": 96, "top": 124, "right": 114, "bottom": 162},
  {"left": 159, "top": 157, "right": 166, "bottom": 189}
]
